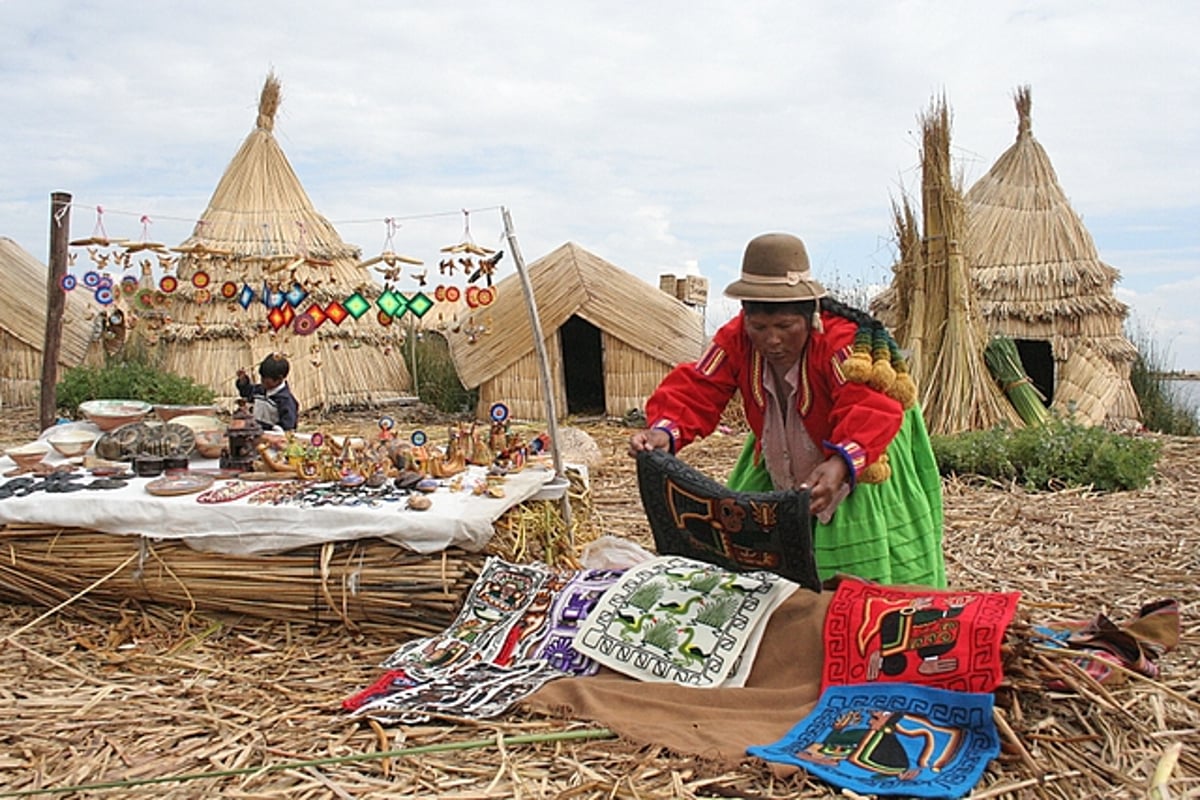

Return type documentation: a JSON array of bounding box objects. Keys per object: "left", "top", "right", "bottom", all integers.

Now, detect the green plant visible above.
[
  {"left": 1126, "top": 322, "right": 1199, "bottom": 435},
  {"left": 56, "top": 356, "right": 216, "bottom": 417},
  {"left": 404, "top": 331, "right": 477, "bottom": 414},
  {"left": 930, "top": 418, "right": 1160, "bottom": 492}
]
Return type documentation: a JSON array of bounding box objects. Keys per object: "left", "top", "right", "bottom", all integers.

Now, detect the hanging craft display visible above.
[
  {"left": 220, "top": 281, "right": 239, "bottom": 300},
  {"left": 159, "top": 275, "right": 178, "bottom": 293},
  {"left": 59, "top": 274, "right": 77, "bottom": 291},
  {"left": 343, "top": 292, "right": 371, "bottom": 319},
  {"left": 323, "top": 301, "right": 349, "bottom": 325},
  {"left": 821, "top": 577, "right": 1020, "bottom": 693},
  {"left": 94, "top": 286, "right": 114, "bottom": 305},
  {"left": 191, "top": 271, "right": 210, "bottom": 289},
  {"left": 572, "top": 555, "right": 798, "bottom": 688},
  {"left": 69, "top": 206, "right": 128, "bottom": 248},
  {"left": 635, "top": 449, "right": 820, "bottom": 591},
  {"left": 356, "top": 218, "right": 423, "bottom": 282},
  {"left": 406, "top": 291, "right": 433, "bottom": 318},
  {"left": 747, "top": 684, "right": 1000, "bottom": 799}
]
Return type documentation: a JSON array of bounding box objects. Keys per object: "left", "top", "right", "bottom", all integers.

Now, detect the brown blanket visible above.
[{"left": 523, "top": 587, "right": 831, "bottom": 764}]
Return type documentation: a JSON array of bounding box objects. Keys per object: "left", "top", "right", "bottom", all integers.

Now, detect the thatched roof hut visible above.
[
  {"left": 963, "top": 87, "right": 1140, "bottom": 426},
  {"left": 446, "top": 242, "right": 705, "bottom": 421},
  {"left": 0, "top": 237, "right": 96, "bottom": 409},
  {"left": 158, "top": 73, "right": 411, "bottom": 410}
]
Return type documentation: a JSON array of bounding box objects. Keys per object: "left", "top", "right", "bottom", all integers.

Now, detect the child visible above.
[{"left": 236, "top": 353, "right": 300, "bottom": 431}]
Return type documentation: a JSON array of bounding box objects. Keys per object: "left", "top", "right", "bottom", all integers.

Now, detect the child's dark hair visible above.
[{"left": 259, "top": 353, "right": 290, "bottom": 380}]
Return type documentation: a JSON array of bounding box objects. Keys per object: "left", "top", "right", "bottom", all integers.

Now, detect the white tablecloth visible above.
[{"left": 0, "top": 424, "right": 557, "bottom": 556}]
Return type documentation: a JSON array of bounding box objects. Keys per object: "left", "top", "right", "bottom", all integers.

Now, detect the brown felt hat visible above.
[{"left": 723, "top": 233, "right": 827, "bottom": 302}]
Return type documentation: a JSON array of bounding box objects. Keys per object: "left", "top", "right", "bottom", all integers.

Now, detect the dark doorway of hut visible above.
[
  {"left": 1015, "top": 338, "right": 1055, "bottom": 406},
  {"left": 560, "top": 315, "right": 606, "bottom": 416}
]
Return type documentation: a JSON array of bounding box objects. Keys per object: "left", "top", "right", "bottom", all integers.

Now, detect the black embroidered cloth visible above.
[{"left": 635, "top": 450, "right": 820, "bottom": 591}]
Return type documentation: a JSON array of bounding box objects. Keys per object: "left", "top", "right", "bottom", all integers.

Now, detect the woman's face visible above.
[{"left": 744, "top": 310, "right": 811, "bottom": 372}]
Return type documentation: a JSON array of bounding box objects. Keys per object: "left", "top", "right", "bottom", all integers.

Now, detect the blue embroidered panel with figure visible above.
[{"left": 748, "top": 683, "right": 1000, "bottom": 799}]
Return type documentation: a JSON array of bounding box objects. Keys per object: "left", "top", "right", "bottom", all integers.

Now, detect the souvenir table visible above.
[{"left": 0, "top": 426, "right": 560, "bottom": 557}]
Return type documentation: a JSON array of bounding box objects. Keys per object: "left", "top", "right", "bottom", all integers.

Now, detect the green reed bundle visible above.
[{"left": 985, "top": 336, "right": 1050, "bottom": 426}]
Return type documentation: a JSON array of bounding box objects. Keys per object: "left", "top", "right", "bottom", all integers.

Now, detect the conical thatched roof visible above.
[
  {"left": 446, "top": 242, "right": 705, "bottom": 420},
  {"left": 0, "top": 237, "right": 96, "bottom": 408},
  {"left": 158, "top": 73, "right": 411, "bottom": 410},
  {"left": 964, "top": 86, "right": 1139, "bottom": 425}
]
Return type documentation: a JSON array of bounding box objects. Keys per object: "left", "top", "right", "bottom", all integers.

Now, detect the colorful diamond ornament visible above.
[
  {"left": 407, "top": 291, "right": 434, "bottom": 318},
  {"left": 343, "top": 292, "right": 371, "bottom": 319}
]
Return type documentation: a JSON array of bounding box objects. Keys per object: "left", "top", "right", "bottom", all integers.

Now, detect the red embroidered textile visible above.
[{"left": 822, "top": 577, "right": 1019, "bottom": 693}]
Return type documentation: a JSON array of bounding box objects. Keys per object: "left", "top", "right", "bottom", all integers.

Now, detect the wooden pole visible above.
[
  {"left": 40, "top": 192, "right": 72, "bottom": 432},
  {"left": 501, "top": 207, "right": 573, "bottom": 536}
]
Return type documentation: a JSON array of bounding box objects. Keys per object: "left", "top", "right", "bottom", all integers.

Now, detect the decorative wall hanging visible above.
[
  {"left": 635, "top": 449, "right": 820, "bottom": 591},
  {"left": 821, "top": 577, "right": 1020, "bottom": 693}
]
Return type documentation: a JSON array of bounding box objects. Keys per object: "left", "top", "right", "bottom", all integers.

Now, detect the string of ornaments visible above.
[{"left": 61, "top": 207, "right": 502, "bottom": 354}]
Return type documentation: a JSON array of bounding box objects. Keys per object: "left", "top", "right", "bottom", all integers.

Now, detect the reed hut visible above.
[
  {"left": 0, "top": 236, "right": 96, "bottom": 409},
  {"left": 158, "top": 73, "right": 411, "bottom": 410},
  {"left": 446, "top": 242, "right": 705, "bottom": 421},
  {"left": 963, "top": 87, "right": 1140, "bottom": 426}
]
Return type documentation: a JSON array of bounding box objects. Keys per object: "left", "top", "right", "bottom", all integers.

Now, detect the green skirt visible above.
[{"left": 726, "top": 407, "right": 946, "bottom": 587}]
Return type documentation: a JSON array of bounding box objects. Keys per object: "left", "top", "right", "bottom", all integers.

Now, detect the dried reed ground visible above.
[{"left": 0, "top": 410, "right": 1197, "bottom": 799}]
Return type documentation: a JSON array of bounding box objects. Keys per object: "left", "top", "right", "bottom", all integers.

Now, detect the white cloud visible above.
[{"left": 1, "top": 0, "right": 1197, "bottom": 367}]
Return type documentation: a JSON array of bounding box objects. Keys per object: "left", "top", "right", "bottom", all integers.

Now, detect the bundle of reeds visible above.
[
  {"left": 985, "top": 336, "right": 1051, "bottom": 426},
  {"left": 0, "top": 525, "right": 483, "bottom": 636},
  {"left": 909, "top": 95, "right": 1021, "bottom": 435}
]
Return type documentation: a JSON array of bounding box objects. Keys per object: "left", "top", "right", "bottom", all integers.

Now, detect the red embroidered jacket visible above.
[{"left": 645, "top": 311, "right": 903, "bottom": 486}]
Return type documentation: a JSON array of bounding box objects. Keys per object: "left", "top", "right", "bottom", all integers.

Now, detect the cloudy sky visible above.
[{"left": 3, "top": 1, "right": 1198, "bottom": 368}]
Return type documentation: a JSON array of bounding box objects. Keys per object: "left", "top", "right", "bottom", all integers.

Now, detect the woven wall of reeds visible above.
[
  {"left": 475, "top": 340, "right": 566, "bottom": 422},
  {"left": 602, "top": 334, "right": 672, "bottom": 417}
]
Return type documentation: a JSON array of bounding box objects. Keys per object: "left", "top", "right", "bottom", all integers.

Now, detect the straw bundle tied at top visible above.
[{"left": 909, "top": 95, "right": 1019, "bottom": 435}]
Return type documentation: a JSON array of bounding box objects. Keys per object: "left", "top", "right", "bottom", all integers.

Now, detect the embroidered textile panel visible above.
[
  {"left": 636, "top": 449, "right": 820, "bottom": 591},
  {"left": 573, "top": 555, "right": 798, "bottom": 688},
  {"left": 748, "top": 683, "right": 1000, "bottom": 799},
  {"left": 822, "top": 578, "right": 1020, "bottom": 693}
]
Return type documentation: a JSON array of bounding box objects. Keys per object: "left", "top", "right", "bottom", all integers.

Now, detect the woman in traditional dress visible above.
[{"left": 629, "top": 232, "right": 944, "bottom": 587}]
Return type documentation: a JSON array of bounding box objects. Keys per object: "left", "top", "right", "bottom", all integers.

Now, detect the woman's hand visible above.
[
  {"left": 803, "top": 457, "right": 850, "bottom": 519},
  {"left": 627, "top": 428, "right": 671, "bottom": 458}
]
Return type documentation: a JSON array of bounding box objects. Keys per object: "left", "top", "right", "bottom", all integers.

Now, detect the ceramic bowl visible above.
[
  {"left": 193, "top": 431, "right": 227, "bottom": 459},
  {"left": 154, "top": 404, "right": 219, "bottom": 422},
  {"left": 6, "top": 442, "right": 51, "bottom": 470},
  {"left": 171, "top": 414, "right": 225, "bottom": 437},
  {"left": 46, "top": 428, "right": 99, "bottom": 458},
  {"left": 78, "top": 399, "right": 152, "bottom": 432}
]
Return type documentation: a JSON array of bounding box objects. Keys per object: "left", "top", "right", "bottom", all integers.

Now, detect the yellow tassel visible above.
[
  {"left": 859, "top": 454, "right": 891, "bottom": 484},
  {"left": 843, "top": 352, "right": 873, "bottom": 383},
  {"left": 868, "top": 357, "right": 896, "bottom": 392},
  {"left": 889, "top": 371, "right": 918, "bottom": 409}
]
